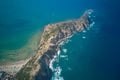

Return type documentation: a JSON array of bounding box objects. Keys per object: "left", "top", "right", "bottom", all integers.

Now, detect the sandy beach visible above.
[
  {"left": 0, "top": 31, "right": 42, "bottom": 75},
  {"left": 0, "top": 58, "right": 30, "bottom": 75}
]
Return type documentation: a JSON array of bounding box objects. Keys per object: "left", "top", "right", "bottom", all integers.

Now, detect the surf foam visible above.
[
  {"left": 50, "top": 49, "right": 64, "bottom": 80},
  {"left": 62, "top": 49, "right": 67, "bottom": 53},
  {"left": 51, "top": 67, "right": 64, "bottom": 80}
]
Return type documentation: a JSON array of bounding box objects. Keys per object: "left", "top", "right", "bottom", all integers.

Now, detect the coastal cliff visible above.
[{"left": 16, "top": 10, "right": 93, "bottom": 80}]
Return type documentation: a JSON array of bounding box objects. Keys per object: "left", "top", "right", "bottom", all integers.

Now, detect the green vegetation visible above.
[
  {"left": 44, "top": 33, "right": 50, "bottom": 41},
  {"left": 16, "top": 66, "right": 32, "bottom": 80},
  {"left": 25, "top": 67, "right": 32, "bottom": 72},
  {"left": 43, "top": 25, "right": 62, "bottom": 41}
]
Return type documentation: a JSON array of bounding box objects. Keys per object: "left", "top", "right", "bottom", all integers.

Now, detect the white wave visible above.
[
  {"left": 50, "top": 31, "right": 73, "bottom": 80},
  {"left": 90, "top": 21, "right": 95, "bottom": 27},
  {"left": 51, "top": 67, "right": 64, "bottom": 80},
  {"left": 68, "top": 35, "right": 73, "bottom": 38},
  {"left": 60, "top": 55, "right": 68, "bottom": 58},
  {"left": 49, "top": 49, "right": 64, "bottom": 80},
  {"left": 82, "top": 36, "right": 86, "bottom": 39},
  {"left": 54, "top": 55, "right": 57, "bottom": 59},
  {"left": 49, "top": 50, "right": 61, "bottom": 71},
  {"left": 59, "top": 41, "right": 65, "bottom": 46},
  {"left": 55, "top": 67, "right": 62, "bottom": 75},
  {"left": 49, "top": 58, "right": 55, "bottom": 71},
  {"left": 57, "top": 50, "right": 60, "bottom": 56},
  {"left": 62, "top": 49, "right": 67, "bottom": 53},
  {"left": 89, "top": 15, "right": 91, "bottom": 18},
  {"left": 88, "top": 12, "right": 92, "bottom": 15},
  {"left": 83, "top": 30, "right": 86, "bottom": 33},
  {"left": 50, "top": 49, "right": 65, "bottom": 80},
  {"left": 51, "top": 76, "right": 64, "bottom": 80}
]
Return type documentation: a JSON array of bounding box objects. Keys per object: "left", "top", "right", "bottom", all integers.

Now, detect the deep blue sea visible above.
[{"left": 0, "top": 0, "right": 120, "bottom": 80}]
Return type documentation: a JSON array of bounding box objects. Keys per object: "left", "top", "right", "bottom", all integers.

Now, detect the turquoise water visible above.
[
  {"left": 0, "top": 0, "right": 90, "bottom": 52},
  {"left": 50, "top": 1, "right": 120, "bottom": 80},
  {"left": 51, "top": 18, "right": 120, "bottom": 80},
  {"left": 0, "top": 0, "right": 120, "bottom": 80},
  {"left": 0, "top": 0, "right": 86, "bottom": 61},
  {"left": 51, "top": 23, "right": 101, "bottom": 80}
]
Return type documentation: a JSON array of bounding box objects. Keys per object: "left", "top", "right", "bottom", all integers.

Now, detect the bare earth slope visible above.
[{"left": 16, "top": 10, "right": 93, "bottom": 80}]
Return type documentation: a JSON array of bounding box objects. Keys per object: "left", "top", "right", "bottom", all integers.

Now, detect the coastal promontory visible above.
[{"left": 6, "top": 10, "right": 93, "bottom": 80}]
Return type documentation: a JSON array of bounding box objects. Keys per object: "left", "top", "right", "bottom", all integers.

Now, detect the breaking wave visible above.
[
  {"left": 49, "top": 50, "right": 60, "bottom": 71},
  {"left": 51, "top": 66, "right": 64, "bottom": 80},
  {"left": 62, "top": 49, "right": 67, "bottom": 53},
  {"left": 90, "top": 21, "right": 95, "bottom": 27},
  {"left": 50, "top": 11, "right": 95, "bottom": 80},
  {"left": 50, "top": 50, "right": 64, "bottom": 80}
]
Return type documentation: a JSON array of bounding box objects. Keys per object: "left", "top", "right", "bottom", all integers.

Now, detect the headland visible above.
[{"left": 0, "top": 9, "right": 93, "bottom": 80}]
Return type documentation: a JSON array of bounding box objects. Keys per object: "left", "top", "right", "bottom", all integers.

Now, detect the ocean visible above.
[
  {"left": 49, "top": 0, "right": 120, "bottom": 80},
  {"left": 0, "top": 0, "right": 120, "bottom": 80},
  {"left": 0, "top": 0, "right": 90, "bottom": 63}
]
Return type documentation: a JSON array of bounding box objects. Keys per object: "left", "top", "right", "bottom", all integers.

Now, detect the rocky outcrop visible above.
[{"left": 16, "top": 9, "right": 93, "bottom": 80}]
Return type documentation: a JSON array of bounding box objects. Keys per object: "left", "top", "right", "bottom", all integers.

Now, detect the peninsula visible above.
[{"left": 0, "top": 10, "right": 93, "bottom": 80}]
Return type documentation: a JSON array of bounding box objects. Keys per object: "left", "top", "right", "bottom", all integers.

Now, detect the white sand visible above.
[{"left": 0, "top": 58, "right": 30, "bottom": 75}]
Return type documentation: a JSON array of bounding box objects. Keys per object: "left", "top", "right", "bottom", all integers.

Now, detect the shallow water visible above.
[
  {"left": 0, "top": 0, "right": 120, "bottom": 80},
  {"left": 0, "top": 0, "right": 88, "bottom": 63}
]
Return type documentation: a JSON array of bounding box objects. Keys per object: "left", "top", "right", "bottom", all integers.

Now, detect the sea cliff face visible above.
[{"left": 16, "top": 10, "right": 93, "bottom": 80}]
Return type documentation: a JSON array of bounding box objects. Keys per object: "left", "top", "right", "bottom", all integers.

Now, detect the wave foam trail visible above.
[
  {"left": 83, "top": 30, "right": 86, "bottom": 33},
  {"left": 51, "top": 67, "right": 64, "bottom": 80},
  {"left": 49, "top": 57, "right": 55, "bottom": 71},
  {"left": 59, "top": 41, "right": 65, "bottom": 46},
  {"left": 49, "top": 50, "right": 60, "bottom": 71},
  {"left": 50, "top": 49, "right": 64, "bottom": 80},
  {"left": 62, "top": 49, "right": 67, "bottom": 53},
  {"left": 57, "top": 50, "right": 60, "bottom": 56},
  {"left": 82, "top": 36, "right": 86, "bottom": 39},
  {"left": 90, "top": 21, "right": 95, "bottom": 27},
  {"left": 60, "top": 55, "right": 68, "bottom": 58}
]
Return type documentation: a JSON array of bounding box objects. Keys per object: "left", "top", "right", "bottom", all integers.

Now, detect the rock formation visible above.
[{"left": 16, "top": 9, "right": 93, "bottom": 80}]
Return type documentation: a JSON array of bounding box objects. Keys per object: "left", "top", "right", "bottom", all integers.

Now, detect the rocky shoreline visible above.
[
  {"left": 35, "top": 10, "right": 93, "bottom": 80},
  {"left": 0, "top": 9, "right": 93, "bottom": 80},
  {"left": 0, "top": 59, "right": 31, "bottom": 80},
  {"left": 16, "top": 9, "right": 93, "bottom": 80}
]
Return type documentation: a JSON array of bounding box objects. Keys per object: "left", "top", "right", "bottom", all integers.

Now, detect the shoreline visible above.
[
  {"left": 0, "top": 58, "right": 30, "bottom": 75},
  {"left": 0, "top": 9, "right": 94, "bottom": 80},
  {"left": 35, "top": 10, "right": 94, "bottom": 80},
  {"left": 0, "top": 30, "right": 42, "bottom": 76},
  {"left": 49, "top": 20, "right": 95, "bottom": 80},
  {"left": 0, "top": 30, "right": 42, "bottom": 65}
]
